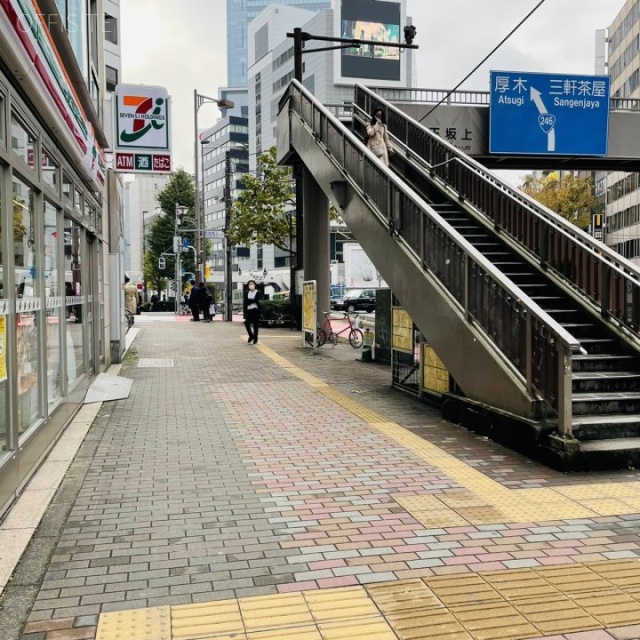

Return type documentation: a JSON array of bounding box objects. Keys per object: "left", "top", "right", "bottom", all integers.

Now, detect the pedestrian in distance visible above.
[
  {"left": 243, "top": 279, "right": 263, "bottom": 344},
  {"left": 366, "top": 108, "right": 394, "bottom": 166},
  {"left": 124, "top": 275, "right": 137, "bottom": 317},
  {"left": 188, "top": 279, "right": 200, "bottom": 322},
  {"left": 198, "top": 282, "right": 214, "bottom": 323}
]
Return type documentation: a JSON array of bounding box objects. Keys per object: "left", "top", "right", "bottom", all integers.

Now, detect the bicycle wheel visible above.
[
  {"left": 305, "top": 328, "right": 326, "bottom": 347},
  {"left": 349, "top": 328, "right": 364, "bottom": 348}
]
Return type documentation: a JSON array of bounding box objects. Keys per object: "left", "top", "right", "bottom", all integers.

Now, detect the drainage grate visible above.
[{"left": 138, "top": 358, "right": 175, "bottom": 368}]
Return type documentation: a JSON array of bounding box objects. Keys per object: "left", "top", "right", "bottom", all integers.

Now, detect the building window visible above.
[
  {"left": 104, "top": 14, "right": 118, "bottom": 44},
  {"left": 106, "top": 65, "right": 118, "bottom": 93}
]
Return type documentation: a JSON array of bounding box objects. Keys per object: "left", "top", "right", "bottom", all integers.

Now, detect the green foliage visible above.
[
  {"left": 227, "top": 147, "right": 295, "bottom": 253},
  {"left": 520, "top": 173, "right": 597, "bottom": 230},
  {"left": 260, "top": 298, "right": 292, "bottom": 326},
  {"left": 144, "top": 169, "right": 196, "bottom": 295}
]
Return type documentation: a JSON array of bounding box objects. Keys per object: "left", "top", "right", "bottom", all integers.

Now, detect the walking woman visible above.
[
  {"left": 243, "top": 280, "right": 263, "bottom": 344},
  {"left": 366, "top": 108, "right": 394, "bottom": 166}
]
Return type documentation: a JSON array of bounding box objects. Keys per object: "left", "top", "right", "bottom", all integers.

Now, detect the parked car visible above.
[{"left": 331, "top": 288, "right": 377, "bottom": 313}]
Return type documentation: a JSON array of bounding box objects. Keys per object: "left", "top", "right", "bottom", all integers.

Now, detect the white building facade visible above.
[
  {"left": 602, "top": 0, "right": 640, "bottom": 264},
  {"left": 245, "top": 0, "right": 414, "bottom": 278}
]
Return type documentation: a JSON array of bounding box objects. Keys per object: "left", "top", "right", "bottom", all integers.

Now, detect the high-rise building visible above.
[
  {"left": 226, "top": 0, "right": 331, "bottom": 88},
  {"left": 0, "top": 0, "right": 117, "bottom": 513},
  {"left": 244, "top": 0, "right": 414, "bottom": 279},
  {"left": 601, "top": 0, "right": 640, "bottom": 264}
]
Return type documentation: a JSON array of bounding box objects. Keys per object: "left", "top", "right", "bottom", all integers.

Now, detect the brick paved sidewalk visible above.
[{"left": 3, "top": 321, "right": 640, "bottom": 640}]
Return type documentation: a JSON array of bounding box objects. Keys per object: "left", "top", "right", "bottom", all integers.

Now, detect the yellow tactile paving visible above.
[
  {"left": 534, "top": 564, "right": 613, "bottom": 594},
  {"left": 303, "top": 586, "right": 379, "bottom": 622},
  {"left": 258, "top": 343, "right": 640, "bottom": 530},
  {"left": 96, "top": 606, "right": 171, "bottom": 640},
  {"left": 172, "top": 600, "right": 244, "bottom": 639},
  {"left": 367, "top": 579, "right": 443, "bottom": 614},
  {"left": 247, "top": 626, "right": 321, "bottom": 639},
  {"left": 386, "top": 608, "right": 473, "bottom": 639},
  {"left": 511, "top": 595, "right": 601, "bottom": 635},
  {"left": 449, "top": 602, "right": 538, "bottom": 640},
  {"left": 427, "top": 574, "right": 502, "bottom": 608},
  {"left": 317, "top": 618, "right": 398, "bottom": 639},
  {"left": 239, "top": 593, "right": 314, "bottom": 632},
  {"left": 95, "top": 560, "right": 640, "bottom": 640}
]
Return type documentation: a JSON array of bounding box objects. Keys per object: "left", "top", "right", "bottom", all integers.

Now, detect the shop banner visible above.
[
  {"left": 0, "top": 0, "right": 106, "bottom": 188},
  {"left": 113, "top": 84, "right": 172, "bottom": 174},
  {"left": 0, "top": 317, "right": 6, "bottom": 382}
]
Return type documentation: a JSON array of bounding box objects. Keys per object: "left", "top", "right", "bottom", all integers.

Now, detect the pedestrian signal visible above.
[{"left": 158, "top": 257, "right": 166, "bottom": 269}]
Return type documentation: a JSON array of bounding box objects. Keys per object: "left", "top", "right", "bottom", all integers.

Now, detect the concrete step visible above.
[
  {"left": 572, "top": 414, "right": 640, "bottom": 440},
  {"left": 572, "top": 371, "right": 640, "bottom": 393},
  {"left": 573, "top": 391, "right": 640, "bottom": 415},
  {"left": 578, "top": 437, "right": 640, "bottom": 471},
  {"left": 573, "top": 353, "right": 640, "bottom": 372}
]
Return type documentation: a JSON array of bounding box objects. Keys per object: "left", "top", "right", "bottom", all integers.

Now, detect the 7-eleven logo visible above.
[{"left": 118, "top": 95, "right": 167, "bottom": 144}]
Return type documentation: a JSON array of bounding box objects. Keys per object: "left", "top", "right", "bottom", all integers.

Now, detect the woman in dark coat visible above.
[{"left": 243, "top": 280, "right": 263, "bottom": 344}]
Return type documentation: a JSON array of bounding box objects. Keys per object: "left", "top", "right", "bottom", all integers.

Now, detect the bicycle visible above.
[
  {"left": 124, "top": 309, "right": 134, "bottom": 332},
  {"left": 306, "top": 311, "right": 364, "bottom": 348}
]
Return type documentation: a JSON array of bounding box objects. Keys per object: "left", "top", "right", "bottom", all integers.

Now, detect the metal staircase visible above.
[{"left": 277, "top": 80, "right": 640, "bottom": 470}]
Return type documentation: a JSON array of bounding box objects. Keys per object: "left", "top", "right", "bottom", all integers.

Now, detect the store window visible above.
[
  {"left": 0, "top": 167, "right": 7, "bottom": 454},
  {"left": 65, "top": 219, "right": 84, "bottom": 385},
  {"left": 13, "top": 174, "right": 42, "bottom": 433},
  {"left": 62, "top": 172, "right": 73, "bottom": 201},
  {"left": 10, "top": 114, "right": 35, "bottom": 168},
  {"left": 44, "top": 201, "right": 62, "bottom": 408},
  {"left": 42, "top": 150, "right": 59, "bottom": 192}
]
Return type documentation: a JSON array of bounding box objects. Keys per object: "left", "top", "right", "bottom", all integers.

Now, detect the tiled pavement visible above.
[{"left": 4, "top": 319, "right": 640, "bottom": 639}]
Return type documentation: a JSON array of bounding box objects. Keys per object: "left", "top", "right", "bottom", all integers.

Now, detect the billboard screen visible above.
[{"left": 340, "top": 0, "right": 401, "bottom": 81}]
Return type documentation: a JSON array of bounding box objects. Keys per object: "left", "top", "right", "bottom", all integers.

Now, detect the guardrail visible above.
[
  {"left": 355, "top": 85, "right": 640, "bottom": 339},
  {"left": 283, "top": 80, "right": 582, "bottom": 435}
]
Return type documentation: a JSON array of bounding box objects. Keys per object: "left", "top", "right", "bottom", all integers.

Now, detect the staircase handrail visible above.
[
  {"left": 282, "top": 80, "right": 580, "bottom": 435},
  {"left": 355, "top": 84, "right": 640, "bottom": 338}
]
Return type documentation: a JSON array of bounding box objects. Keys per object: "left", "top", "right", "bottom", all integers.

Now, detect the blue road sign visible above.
[
  {"left": 489, "top": 71, "right": 610, "bottom": 156},
  {"left": 182, "top": 237, "right": 190, "bottom": 248}
]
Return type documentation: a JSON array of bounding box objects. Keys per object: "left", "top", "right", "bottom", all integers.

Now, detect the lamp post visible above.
[
  {"left": 175, "top": 204, "right": 189, "bottom": 314},
  {"left": 142, "top": 209, "right": 148, "bottom": 309},
  {"left": 193, "top": 91, "right": 234, "bottom": 284}
]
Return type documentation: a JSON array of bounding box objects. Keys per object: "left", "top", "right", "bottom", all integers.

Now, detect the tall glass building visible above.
[{"left": 227, "top": 0, "right": 331, "bottom": 87}]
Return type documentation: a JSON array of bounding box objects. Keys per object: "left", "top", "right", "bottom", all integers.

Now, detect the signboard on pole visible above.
[
  {"left": 592, "top": 213, "right": 604, "bottom": 241},
  {"left": 113, "top": 84, "right": 172, "bottom": 173},
  {"left": 489, "top": 71, "right": 610, "bottom": 156},
  {"left": 302, "top": 280, "right": 317, "bottom": 351}
]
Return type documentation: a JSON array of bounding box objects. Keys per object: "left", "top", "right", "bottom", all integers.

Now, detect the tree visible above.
[
  {"left": 226, "top": 147, "right": 296, "bottom": 256},
  {"left": 520, "top": 172, "right": 597, "bottom": 230},
  {"left": 144, "top": 169, "right": 195, "bottom": 298}
]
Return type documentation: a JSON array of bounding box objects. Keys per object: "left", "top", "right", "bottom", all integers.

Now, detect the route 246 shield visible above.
[{"left": 538, "top": 114, "right": 556, "bottom": 134}]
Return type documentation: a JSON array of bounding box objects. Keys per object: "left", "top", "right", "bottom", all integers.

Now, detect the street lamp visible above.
[
  {"left": 193, "top": 91, "right": 234, "bottom": 284},
  {"left": 142, "top": 210, "right": 148, "bottom": 308},
  {"left": 175, "top": 204, "right": 189, "bottom": 314}
]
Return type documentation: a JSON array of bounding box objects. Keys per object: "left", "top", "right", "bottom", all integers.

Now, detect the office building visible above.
[
  {"left": 0, "top": 0, "right": 119, "bottom": 513},
  {"left": 602, "top": 0, "right": 640, "bottom": 264},
  {"left": 245, "top": 0, "right": 414, "bottom": 279},
  {"left": 124, "top": 175, "right": 170, "bottom": 286},
  {"left": 201, "top": 116, "right": 249, "bottom": 287},
  {"left": 227, "top": 0, "right": 331, "bottom": 88}
]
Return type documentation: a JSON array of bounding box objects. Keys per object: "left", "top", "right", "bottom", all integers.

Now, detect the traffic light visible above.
[
  {"left": 403, "top": 25, "right": 417, "bottom": 45},
  {"left": 158, "top": 257, "right": 166, "bottom": 270}
]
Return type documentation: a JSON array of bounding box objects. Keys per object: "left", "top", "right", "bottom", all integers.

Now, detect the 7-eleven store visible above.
[{"left": 0, "top": 0, "right": 120, "bottom": 513}]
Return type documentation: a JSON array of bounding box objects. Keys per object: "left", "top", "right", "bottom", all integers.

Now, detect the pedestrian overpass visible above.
[
  {"left": 367, "top": 86, "right": 640, "bottom": 172},
  {"left": 276, "top": 81, "right": 640, "bottom": 471}
]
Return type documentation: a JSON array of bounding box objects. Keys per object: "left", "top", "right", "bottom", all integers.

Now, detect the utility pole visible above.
[
  {"left": 193, "top": 89, "right": 202, "bottom": 283},
  {"left": 224, "top": 151, "right": 233, "bottom": 322}
]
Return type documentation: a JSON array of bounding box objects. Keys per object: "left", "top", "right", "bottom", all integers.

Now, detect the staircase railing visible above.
[
  {"left": 355, "top": 85, "right": 640, "bottom": 339},
  {"left": 282, "top": 80, "right": 581, "bottom": 435}
]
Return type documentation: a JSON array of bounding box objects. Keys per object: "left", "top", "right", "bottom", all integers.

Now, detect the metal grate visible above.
[{"left": 84, "top": 373, "right": 133, "bottom": 404}]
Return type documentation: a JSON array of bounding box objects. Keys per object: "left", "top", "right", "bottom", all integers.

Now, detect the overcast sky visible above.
[{"left": 120, "top": 0, "right": 621, "bottom": 173}]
